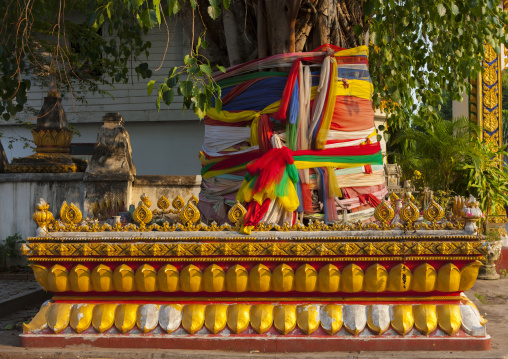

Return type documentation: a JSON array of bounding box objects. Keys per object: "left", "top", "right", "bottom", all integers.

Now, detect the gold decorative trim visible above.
[
  {"left": 25, "top": 235, "right": 480, "bottom": 242},
  {"left": 22, "top": 241, "right": 486, "bottom": 258},
  {"left": 28, "top": 256, "right": 484, "bottom": 262},
  {"left": 53, "top": 296, "right": 463, "bottom": 302}
]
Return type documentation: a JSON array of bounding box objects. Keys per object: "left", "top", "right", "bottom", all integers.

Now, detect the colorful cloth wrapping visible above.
[{"left": 198, "top": 45, "right": 386, "bottom": 226}]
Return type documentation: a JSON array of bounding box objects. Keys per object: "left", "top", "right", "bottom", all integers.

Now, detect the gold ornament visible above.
[
  {"left": 60, "top": 201, "right": 82, "bottom": 226},
  {"left": 400, "top": 193, "right": 420, "bottom": 228},
  {"left": 157, "top": 195, "right": 170, "bottom": 211},
  {"left": 132, "top": 195, "right": 153, "bottom": 225},
  {"left": 423, "top": 195, "right": 444, "bottom": 225},
  {"left": 179, "top": 201, "right": 201, "bottom": 225},
  {"left": 374, "top": 200, "right": 394, "bottom": 228},
  {"left": 172, "top": 195, "right": 185, "bottom": 213},
  {"left": 228, "top": 201, "right": 246, "bottom": 225},
  {"left": 33, "top": 198, "right": 54, "bottom": 229}
]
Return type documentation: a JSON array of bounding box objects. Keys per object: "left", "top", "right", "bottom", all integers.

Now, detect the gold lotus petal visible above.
[
  {"left": 113, "top": 264, "right": 136, "bottom": 292},
  {"left": 23, "top": 301, "right": 51, "bottom": 333},
  {"left": 135, "top": 264, "right": 158, "bottom": 292},
  {"left": 47, "top": 303, "right": 72, "bottom": 333},
  {"left": 205, "top": 304, "right": 228, "bottom": 334},
  {"left": 136, "top": 304, "right": 159, "bottom": 333},
  {"left": 318, "top": 264, "right": 340, "bottom": 293},
  {"left": 272, "top": 264, "right": 294, "bottom": 292},
  {"left": 364, "top": 263, "right": 388, "bottom": 293},
  {"left": 70, "top": 303, "right": 94, "bottom": 334},
  {"left": 387, "top": 263, "right": 412, "bottom": 292},
  {"left": 391, "top": 305, "right": 414, "bottom": 335},
  {"left": 92, "top": 304, "right": 117, "bottom": 333},
  {"left": 203, "top": 264, "right": 226, "bottom": 292},
  {"left": 29, "top": 264, "right": 49, "bottom": 291},
  {"left": 227, "top": 304, "right": 251, "bottom": 334},
  {"left": 182, "top": 304, "right": 206, "bottom": 334},
  {"left": 412, "top": 263, "right": 437, "bottom": 292},
  {"left": 296, "top": 304, "right": 320, "bottom": 335},
  {"left": 273, "top": 305, "right": 297, "bottom": 335},
  {"left": 69, "top": 264, "right": 92, "bottom": 292},
  {"left": 341, "top": 264, "right": 364, "bottom": 293},
  {"left": 320, "top": 304, "right": 342, "bottom": 335},
  {"left": 114, "top": 304, "right": 138, "bottom": 333},
  {"left": 180, "top": 264, "right": 203, "bottom": 292},
  {"left": 250, "top": 304, "right": 274, "bottom": 334},
  {"left": 436, "top": 263, "right": 460, "bottom": 292},
  {"left": 249, "top": 263, "right": 271, "bottom": 292},
  {"left": 413, "top": 304, "right": 437, "bottom": 335},
  {"left": 295, "top": 263, "right": 318, "bottom": 292},
  {"left": 47, "top": 264, "right": 70, "bottom": 292},
  {"left": 157, "top": 264, "right": 179, "bottom": 292},
  {"left": 226, "top": 264, "right": 249, "bottom": 292},
  {"left": 367, "top": 305, "right": 391, "bottom": 335},
  {"left": 91, "top": 264, "right": 114, "bottom": 292},
  {"left": 437, "top": 304, "right": 462, "bottom": 335},
  {"left": 459, "top": 261, "right": 482, "bottom": 291},
  {"left": 159, "top": 304, "right": 183, "bottom": 333}
]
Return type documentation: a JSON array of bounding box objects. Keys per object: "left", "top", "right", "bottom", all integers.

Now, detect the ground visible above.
[{"left": 0, "top": 276, "right": 506, "bottom": 359}]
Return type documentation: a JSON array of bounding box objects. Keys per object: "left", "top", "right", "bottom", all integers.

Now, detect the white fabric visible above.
[
  {"left": 203, "top": 125, "right": 251, "bottom": 153},
  {"left": 308, "top": 57, "right": 330, "bottom": 144},
  {"left": 324, "top": 137, "right": 377, "bottom": 149},
  {"left": 327, "top": 127, "right": 376, "bottom": 141},
  {"left": 202, "top": 145, "right": 259, "bottom": 158}
]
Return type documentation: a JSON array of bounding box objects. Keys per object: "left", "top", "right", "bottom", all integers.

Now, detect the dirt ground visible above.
[{"left": 0, "top": 277, "right": 506, "bottom": 359}]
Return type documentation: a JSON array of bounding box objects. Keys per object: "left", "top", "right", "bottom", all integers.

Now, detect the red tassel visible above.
[{"left": 364, "top": 164, "right": 373, "bottom": 174}]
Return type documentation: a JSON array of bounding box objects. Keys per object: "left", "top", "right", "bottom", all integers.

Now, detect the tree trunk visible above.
[{"left": 178, "top": 0, "right": 366, "bottom": 67}]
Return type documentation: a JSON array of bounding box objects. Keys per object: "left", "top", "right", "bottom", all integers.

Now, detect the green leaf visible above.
[
  {"left": 147, "top": 80, "right": 156, "bottom": 96},
  {"left": 353, "top": 24, "right": 364, "bottom": 36},
  {"left": 199, "top": 64, "right": 211, "bottom": 75},
  {"left": 469, "top": 0, "right": 479, "bottom": 8},
  {"left": 223, "top": 0, "right": 231, "bottom": 9},
  {"left": 215, "top": 98, "right": 222, "bottom": 113},
  {"left": 179, "top": 81, "right": 194, "bottom": 97},
  {"left": 166, "top": 74, "right": 180, "bottom": 87},
  {"left": 168, "top": 0, "right": 181, "bottom": 15},
  {"left": 451, "top": 4, "right": 459, "bottom": 15},
  {"left": 208, "top": 5, "right": 221, "bottom": 19},
  {"left": 190, "top": 0, "right": 197, "bottom": 9},
  {"left": 437, "top": 4, "right": 446, "bottom": 17},
  {"left": 363, "top": 0, "right": 376, "bottom": 16},
  {"left": 216, "top": 65, "right": 226, "bottom": 73},
  {"left": 162, "top": 88, "right": 174, "bottom": 106}
]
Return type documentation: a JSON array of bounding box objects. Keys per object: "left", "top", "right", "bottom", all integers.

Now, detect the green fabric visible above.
[{"left": 293, "top": 153, "right": 383, "bottom": 165}]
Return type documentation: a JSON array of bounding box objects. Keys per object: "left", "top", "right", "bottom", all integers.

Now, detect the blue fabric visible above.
[
  {"left": 296, "top": 180, "right": 304, "bottom": 212},
  {"left": 288, "top": 80, "right": 299, "bottom": 125}
]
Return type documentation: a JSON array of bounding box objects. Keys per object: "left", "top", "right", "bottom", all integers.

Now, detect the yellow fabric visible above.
[
  {"left": 327, "top": 166, "right": 341, "bottom": 197},
  {"left": 202, "top": 164, "right": 248, "bottom": 179},
  {"left": 334, "top": 45, "right": 369, "bottom": 59},
  {"left": 236, "top": 180, "right": 300, "bottom": 212},
  {"left": 294, "top": 161, "right": 369, "bottom": 170},
  {"left": 250, "top": 115, "right": 260, "bottom": 146},
  {"left": 206, "top": 101, "right": 280, "bottom": 123},
  {"left": 315, "top": 59, "right": 338, "bottom": 149},
  {"left": 240, "top": 225, "right": 255, "bottom": 235}
]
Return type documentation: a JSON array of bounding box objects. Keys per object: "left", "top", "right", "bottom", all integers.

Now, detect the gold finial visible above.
[
  {"left": 423, "top": 191, "right": 444, "bottom": 225},
  {"left": 60, "top": 201, "right": 82, "bottom": 226},
  {"left": 172, "top": 195, "right": 185, "bottom": 213},
  {"left": 228, "top": 201, "right": 247, "bottom": 225},
  {"left": 157, "top": 195, "right": 170, "bottom": 211},
  {"left": 179, "top": 201, "right": 200, "bottom": 225},
  {"left": 132, "top": 195, "right": 153, "bottom": 225},
  {"left": 389, "top": 192, "right": 399, "bottom": 203},
  {"left": 189, "top": 195, "right": 199, "bottom": 205},
  {"left": 33, "top": 198, "right": 54, "bottom": 231},
  {"left": 374, "top": 200, "right": 394, "bottom": 229}
]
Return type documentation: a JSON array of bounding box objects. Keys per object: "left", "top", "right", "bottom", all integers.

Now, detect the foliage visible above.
[
  {"left": 1, "top": 0, "right": 508, "bottom": 129},
  {"left": 393, "top": 116, "right": 508, "bottom": 213},
  {"left": 0, "top": 233, "right": 24, "bottom": 268}
]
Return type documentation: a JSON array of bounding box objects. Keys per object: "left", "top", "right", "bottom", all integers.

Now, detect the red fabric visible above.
[
  {"left": 258, "top": 114, "right": 273, "bottom": 153},
  {"left": 365, "top": 193, "right": 381, "bottom": 208},
  {"left": 330, "top": 97, "right": 375, "bottom": 132},
  {"left": 273, "top": 59, "right": 301, "bottom": 120},
  {"left": 301, "top": 183, "right": 314, "bottom": 213},
  {"left": 293, "top": 142, "right": 381, "bottom": 157},
  {"left": 244, "top": 199, "right": 272, "bottom": 226},
  {"left": 342, "top": 184, "right": 385, "bottom": 199},
  {"left": 322, "top": 168, "right": 338, "bottom": 222},
  {"left": 365, "top": 164, "right": 373, "bottom": 174},
  {"left": 247, "top": 147, "right": 294, "bottom": 194},
  {"left": 206, "top": 150, "right": 261, "bottom": 171}
]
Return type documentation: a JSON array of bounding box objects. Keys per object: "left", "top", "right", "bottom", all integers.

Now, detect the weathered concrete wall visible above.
[
  {"left": 0, "top": 173, "right": 85, "bottom": 240},
  {"left": 132, "top": 175, "right": 201, "bottom": 205},
  {"left": 0, "top": 173, "right": 201, "bottom": 241}
]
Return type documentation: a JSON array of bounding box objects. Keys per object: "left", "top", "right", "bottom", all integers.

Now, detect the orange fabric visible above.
[{"left": 330, "top": 97, "right": 374, "bottom": 132}]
